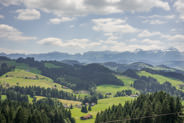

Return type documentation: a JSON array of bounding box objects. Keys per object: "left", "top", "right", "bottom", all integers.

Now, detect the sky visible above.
[{"left": 0, "top": 0, "right": 184, "bottom": 54}]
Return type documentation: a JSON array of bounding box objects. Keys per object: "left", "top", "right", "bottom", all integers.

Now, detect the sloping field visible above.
[
  {"left": 0, "top": 60, "right": 41, "bottom": 74},
  {"left": 0, "top": 69, "right": 73, "bottom": 92},
  {"left": 71, "top": 96, "right": 135, "bottom": 123},
  {"left": 138, "top": 71, "right": 184, "bottom": 89},
  {"left": 96, "top": 84, "right": 139, "bottom": 96}
]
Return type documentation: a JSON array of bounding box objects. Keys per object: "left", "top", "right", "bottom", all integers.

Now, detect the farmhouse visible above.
[{"left": 80, "top": 114, "right": 93, "bottom": 120}]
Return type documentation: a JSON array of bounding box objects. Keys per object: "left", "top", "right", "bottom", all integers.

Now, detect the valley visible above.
[{"left": 0, "top": 56, "right": 184, "bottom": 123}]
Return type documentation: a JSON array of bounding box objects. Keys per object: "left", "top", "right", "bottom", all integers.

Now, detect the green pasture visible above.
[
  {"left": 0, "top": 69, "right": 73, "bottom": 93},
  {"left": 138, "top": 71, "right": 184, "bottom": 89},
  {"left": 71, "top": 96, "right": 135, "bottom": 123},
  {"left": 96, "top": 84, "right": 139, "bottom": 96}
]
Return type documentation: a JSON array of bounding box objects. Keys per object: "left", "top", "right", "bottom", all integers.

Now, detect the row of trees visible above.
[
  {"left": 142, "top": 68, "right": 184, "bottom": 81},
  {"left": 0, "top": 98, "right": 75, "bottom": 123},
  {"left": 81, "top": 105, "right": 92, "bottom": 113},
  {"left": 0, "top": 63, "right": 14, "bottom": 76},
  {"left": 114, "top": 90, "right": 133, "bottom": 97},
  {"left": 0, "top": 86, "right": 78, "bottom": 101},
  {"left": 133, "top": 76, "right": 184, "bottom": 99},
  {"left": 95, "top": 91, "right": 183, "bottom": 123}
]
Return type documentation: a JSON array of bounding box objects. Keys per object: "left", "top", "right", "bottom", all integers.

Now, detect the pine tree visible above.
[
  {"left": 81, "top": 105, "right": 88, "bottom": 113},
  {"left": 0, "top": 113, "right": 6, "bottom": 123},
  {"left": 70, "top": 104, "right": 73, "bottom": 109},
  {"left": 88, "top": 104, "right": 92, "bottom": 111}
]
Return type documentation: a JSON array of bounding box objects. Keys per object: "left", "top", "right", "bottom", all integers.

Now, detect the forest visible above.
[
  {"left": 0, "top": 98, "right": 75, "bottom": 123},
  {"left": 95, "top": 91, "right": 183, "bottom": 123}
]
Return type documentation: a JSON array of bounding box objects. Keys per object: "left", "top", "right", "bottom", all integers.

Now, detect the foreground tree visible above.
[{"left": 95, "top": 91, "right": 183, "bottom": 123}]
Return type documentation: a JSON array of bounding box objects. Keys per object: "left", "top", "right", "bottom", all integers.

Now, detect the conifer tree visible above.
[{"left": 88, "top": 104, "right": 92, "bottom": 111}]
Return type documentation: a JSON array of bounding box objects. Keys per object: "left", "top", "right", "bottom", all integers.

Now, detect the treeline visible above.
[
  {"left": 95, "top": 91, "right": 183, "bottom": 123},
  {"left": 0, "top": 98, "right": 75, "bottom": 123},
  {"left": 0, "top": 86, "right": 77, "bottom": 101},
  {"left": 142, "top": 68, "right": 184, "bottom": 81},
  {"left": 114, "top": 90, "right": 133, "bottom": 97},
  {"left": 0, "top": 63, "right": 14, "bottom": 76},
  {"left": 122, "top": 69, "right": 140, "bottom": 79},
  {"left": 133, "top": 76, "right": 184, "bottom": 99},
  {"left": 15, "top": 57, "right": 123, "bottom": 90}
]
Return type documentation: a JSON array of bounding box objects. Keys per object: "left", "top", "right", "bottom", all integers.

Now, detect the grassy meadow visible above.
[
  {"left": 35, "top": 96, "right": 81, "bottom": 106},
  {"left": 138, "top": 71, "right": 184, "bottom": 89},
  {"left": 96, "top": 84, "right": 139, "bottom": 96},
  {"left": 71, "top": 96, "right": 135, "bottom": 123},
  {"left": 0, "top": 69, "right": 73, "bottom": 93},
  {"left": 116, "top": 75, "right": 135, "bottom": 86},
  {"left": 0, "top": 60, "right": 41, "bottom": 74}
]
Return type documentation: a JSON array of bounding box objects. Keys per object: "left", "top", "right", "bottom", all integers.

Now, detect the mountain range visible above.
[{"left": 0, "top": 48, "right": 184, "bottom": 69}]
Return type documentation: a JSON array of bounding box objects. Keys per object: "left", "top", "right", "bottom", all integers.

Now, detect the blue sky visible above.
[{"left": 0, "top": 0, "right": 184, "bottom": 54}]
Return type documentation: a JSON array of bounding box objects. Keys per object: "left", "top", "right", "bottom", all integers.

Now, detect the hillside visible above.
[
  {"left": 95, "top": 92, "right": 183, "bottom": 123},
  {"left": 0, "top": 69, "right": 73, "bottom": 93},
  {"left": 103, "top": 61, "right": 184, "bottom": 73},
  {"left": 0, "top": 57, "right": 123, "bottom": 90},
  {"left": 1, "top": 57, "right": 184, "bottom": 123}
]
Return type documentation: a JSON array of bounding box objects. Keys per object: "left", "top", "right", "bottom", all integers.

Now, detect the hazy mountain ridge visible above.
[{"left": 1, "top": 49, "right": 184, "bottom": 69}]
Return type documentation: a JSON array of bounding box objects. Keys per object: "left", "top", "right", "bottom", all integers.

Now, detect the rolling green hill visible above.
[
  {"left": 0, "top": 59, "right": 41, "bottom": 74},
  {"left": 0, "top": 69, "right": 73, "bottom": 93},
  {"left": 96, "top": 84, "right": 139, "bottom": 97},
  {"left": 1, "top": 56, "right": 184, "bottom": 123},
  {"left": 71, "top": 96, "right": 135, "bottom": 123},
  {"left": 138, "top": 71, "right": 184, "bottom": 90}
]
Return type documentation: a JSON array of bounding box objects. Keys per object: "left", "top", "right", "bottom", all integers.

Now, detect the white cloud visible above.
[
  {"left": 38, "top": 38, "right": 100, "bottom": 49},
  {"left": 16, "top": 9, "right": 40, "bottom": 20},
  {"left": 117, "top": 0, "right": 170, "bottom": 12},
  {"left": 0, "top": 15, "right": 4, "bottom": 19},
  {"left": 0, "top": 48, "right": 29, "bottom": 54},
  {"left": 0, "top": 0, "right": 167, "bottom": 17},
  {"left": 69, "top": 25, "right": 75, "bottom": 28},
  {"left": 140, "top": 14, "right": 175, "bottom": 25},
  {"left": 142, "top": 38, "right": 161, "bottom": 45},
  {"left": 92, "top": 18, "right": 139, "bottom": 42},
  {"left": 143, "top": 19, "right": 166, "bottom": 24},
  {"left": 92, "top": 18, "right": 138, "bottom": 34},
  {"left": 0, "top": 24, "right": 36, "bottom": 41},
  {"left": 162, "top": 34, "right": 184, "bottom": 41},
  {"left": 0, "top": 0, "right": 170, "bottom": 17},
  {"left": 138, "top": 30, "right": 162, "bottom": 37},
  {"left": 0, "top": 0, "right": 22, "bottom": 6},
  {"left": 37, "top": 36, "right": 167, "bottom": 53},
  {"left": 49, "top": 17, "right": 74, "bottom": 24},
  {"left": 138, "top": 30, "right": 184, "bottom": 41},
  {"left": 140, "top": 14, "right": 175, "bottom": 19},
  {"left": 170, "top": 28, "right": 177, "bottom": 32},
  {"left": 174, "top": 0, "right": 184, "bottom": 21}
]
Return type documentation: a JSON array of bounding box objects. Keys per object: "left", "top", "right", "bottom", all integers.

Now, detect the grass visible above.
[
  {"left": 1, "top": 95, "right": 7, "bottom": 100},
  {"left": 149, "top": 66, "right": 175, "bottom": 71},
  {"left": 0, "top": 69, "right": 73, "bottom": 93},
  {"left": 96, "top": 75, "right": 139, "bottom": 97},
  {"left": 35, "top": 96, "right": 45, "bottom": 100},
  {"left": 35, "top": 96, "right": 81, "bottom": 106},
  {"left": 75, "top": 90, "right": 90, "bottom": 99},
  {"left": 58, "top": 99, "right": 81, "bottom": 106},
  {"left": 44, "top": 62, "right": 61, "bottom": 69},
  {"left": 71, "top": 96, "right": 135, "bottom": 123},
  {"left": 116, "top": 75, "right": 135, "bottom": 86},
  {"left": 138, "top": 71, "right": 184, "bottom": 89},
  {"left": 28, "top": 95, "right": 33, "bottom": 103},
  {"left": 96, "top": 84, "right": 139, "bottom": 96},
  {"left": 0, "top": 60, "right": 41, "bottom": 74}
]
